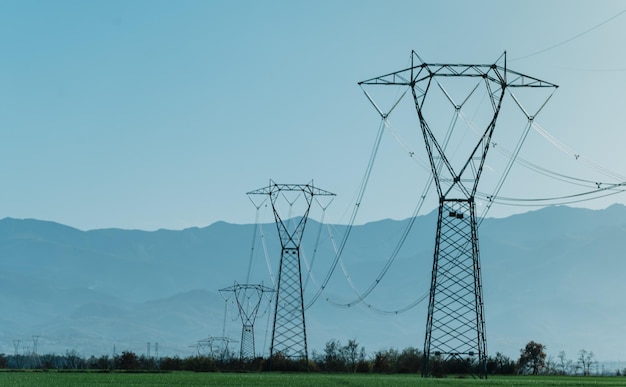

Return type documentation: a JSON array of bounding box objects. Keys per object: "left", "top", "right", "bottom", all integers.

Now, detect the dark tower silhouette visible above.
[
  {"left": 247, "top": 180, "right": 335, "bottom": 362},
  {"left": 359, "top": 52, "right": 557, "bottom": 377},
  {"left": 219, "top": 282, "right": 274, "bottom": 360}
]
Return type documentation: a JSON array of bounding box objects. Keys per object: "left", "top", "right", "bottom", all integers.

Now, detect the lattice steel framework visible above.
[
  {"left": 194, "top": 336, "right": 237, "bottom": 360},
  {"left": 359, "top": 51, "right": 557, "bottom": 378},
  {"left": 247, "top": 180, "right": 335, "bottom": 361},
  {"left": 219, "top": 282, "right": 274, "bottom": 360}
]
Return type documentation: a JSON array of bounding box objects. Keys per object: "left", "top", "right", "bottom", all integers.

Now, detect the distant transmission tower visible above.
[
  {"left": 194, "top": 336, "right": 237, "bottom": 360},
  {"left": 32, "top": 335, "right": 39, "bottom": 355},
  {"left": 219, "top": 282, "right": 274, "bottom": 360},
  {"left": 247, "top": 180, "right": 335, "bottom": 361},
  {"left": 31, "top": 335, "right": 41, "bottom": 368},
  {"left": 359, "top": 52, "right": 557, "bottom": 378},
  {"left": 195, "top": 295, "right": 238, "bottom": 360}
]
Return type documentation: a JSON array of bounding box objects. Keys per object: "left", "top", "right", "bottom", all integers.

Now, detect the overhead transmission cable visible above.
[
  {"left": 284, "top": 194, "right": 333, "bottom": 292},
  {"left": 261, "top": 296, "right": 273, "bottom": 357},
  {"left": 532, "top": 121, "right": 626, "bottom": 181},
  {"left": 302, "top": 200, "right": 333, "bottom": 292},
  {"left": 324, "top": 87, "right": 465, "bottom": 313},
  {"left": 492, "top": 145, "right": 610, "bottom": 188},
  {"left": 478, "top": 114, "right": 534, "bottom": 223},
  {"left": 453, "top": 95, "right": 626, "bottom": 211},
  {"left": 454, "top": 92, "right": 612, "bottom": 189},
  {"left": 247, "top": 197, "right": 276, "bottom": 287},
  {"left": 481, "top": 182, "right": 626, "bottom": 205},
  {"left": 246, "top": 197, "right": 267, "bottom": 283},
  {"left": 259, "top": 222, "right": 276, "bottom": 286},
  {"left": 511, "top": 9, "right": 626, "bottom": 62},
  {"left": 325, "top": 174, "right": 434, "bottom": 313},
  {"left": 305, "top": 84, "right": 409, "bottom": 309},
  {"left": 305, "top": 116, "right": 386, "bottom": 309},
  {"left": 453, "top": 86, "right": 558, "bottom": 223}
]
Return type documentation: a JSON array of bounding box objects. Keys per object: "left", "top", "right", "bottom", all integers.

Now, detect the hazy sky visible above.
[{"left": 1, "top": 0, "right": 625, "bottom": 230}]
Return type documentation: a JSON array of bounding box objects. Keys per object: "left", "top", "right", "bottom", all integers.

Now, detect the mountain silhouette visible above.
[{"left": 0, "top": 205, "right": 625, "bottom": 365}]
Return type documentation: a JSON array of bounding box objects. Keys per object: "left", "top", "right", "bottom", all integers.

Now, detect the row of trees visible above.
[
  {"left": 1, "top": 350, "right": 161, "bottom": 371},
  {"left": 313, "top": 339, "right": 610, "bottom": 376},
  {"left": 310, "top": 339, "right": 515, "bottom": 375},
  {"left": 518, "top": 341, "right": 602, "bottom": 376},
  {"left": 0, "top": 350, "right": 230, "bottom": 372},
  {"left": 0, "top": 340, "right": 619, "bottom": 376},
  {"left": 0, "top": 347, "right": 508, "bottom": 375}
]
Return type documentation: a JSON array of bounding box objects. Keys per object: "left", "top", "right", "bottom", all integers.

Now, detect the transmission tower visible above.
[
  {"left": 219, "top": 282, "right": 274, "bottom": 360},
  {"left": 31, "top": 335, "right": 41, "bottom": 368},
  {"left": 247, "top": 180, "right": 335, "bottom": 361},
  {"left": 359, "top": 52, "right": 557, "bottom": 377},
  {"left": 194, "top": 336, "right": 237, "bottom": 360}
]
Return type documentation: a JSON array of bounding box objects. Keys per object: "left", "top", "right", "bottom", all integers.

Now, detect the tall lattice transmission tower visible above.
[
  {"left": 359, "top": 52, "right": 557, "bottom": 377},
  {"left": 219, "top": 282, "right": 274, "bottom": 360},
  {"left": 247, "top": 180, "right": 335, "bottom": 362}
]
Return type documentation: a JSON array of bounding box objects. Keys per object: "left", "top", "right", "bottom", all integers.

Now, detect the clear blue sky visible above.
[{"left": 1, "top": 0, "right": 625, "bottom": 230}]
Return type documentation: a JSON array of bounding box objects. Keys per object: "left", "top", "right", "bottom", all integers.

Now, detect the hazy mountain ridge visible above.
[{"left": 0, "top": 205, "right": 625, "bottom": 365}]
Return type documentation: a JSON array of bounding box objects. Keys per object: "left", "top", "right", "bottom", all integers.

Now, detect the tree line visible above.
[
  {"left": 0, "top": 339, "right": 622, "bottom": 376},
  {"left": 517, "top": 340, "right": 612, "bottom": 376}
]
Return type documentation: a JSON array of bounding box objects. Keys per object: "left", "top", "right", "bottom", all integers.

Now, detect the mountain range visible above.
[{"left": 0, "top": 204, "right": 625, "bottom": 369}]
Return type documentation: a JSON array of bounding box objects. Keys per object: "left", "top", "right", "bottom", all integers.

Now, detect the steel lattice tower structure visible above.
[
  {"left": 247, "top": 180, "right": 335, "bottom": 361},
  {"left": 359, "top": 52, "right": 557, "bottom": 378},
  {"left": 219, "top": 282, "right": 274, "bottom": 360},
  {"left": 194, "top": 336, "right": 237, "bottom": 360}
]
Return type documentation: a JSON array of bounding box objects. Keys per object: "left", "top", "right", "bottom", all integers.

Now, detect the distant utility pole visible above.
[
  {"left": 13, "top": 340, "right": 20, "bottom": 356},
  {"left": 247, "top": 180, "right": 335, "bottom": 362},
  {"left": 359, "top": 51, "right": 557, "bottom": 378}
]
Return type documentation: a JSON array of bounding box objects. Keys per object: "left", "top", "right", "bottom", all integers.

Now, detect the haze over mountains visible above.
[{"left": 1, "top": 204, "right": 625, "bottom": 368}]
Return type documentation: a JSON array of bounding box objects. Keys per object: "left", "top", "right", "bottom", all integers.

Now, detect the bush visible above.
[
  {"left": 117, "top": 351, "right": 140, "bottom": 371},
  {"left": 160, "top": 355, "right": 183, "bottom": 371},
  {"left": 263, "top": 352, "right": 309, "bottom": 372},
  {"left": 182, "top": 355, "right": 217, "bottom": 372}
]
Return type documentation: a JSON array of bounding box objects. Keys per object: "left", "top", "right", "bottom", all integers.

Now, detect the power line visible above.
[
  {"left": 511, "top": 9, "right": 626, "bottom": 61},
  {"left": 305, "top": 117, "right": 387, "bottom": 309}
]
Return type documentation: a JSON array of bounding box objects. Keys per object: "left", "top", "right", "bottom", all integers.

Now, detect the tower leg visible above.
[
  {"left": 241, "top": 325, "right": 255, "bottom": 360},
  {"left": 270, "top": 247, "right": 308, "bottom": 361},
  {"left": 423, "top": 200, "right": 487, "bottom": 378}
]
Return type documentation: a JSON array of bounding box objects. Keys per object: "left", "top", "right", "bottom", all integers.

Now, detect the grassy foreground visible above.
[{"left": 1, "top": 371, "right": 625, "bottom": 386}]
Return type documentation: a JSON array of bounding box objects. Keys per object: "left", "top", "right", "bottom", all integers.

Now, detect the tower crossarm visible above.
[
  {"left": 358, "top": 52, "right": 558, "bottom": 90},
  {"left": 247, "top": 181, "right": 336, "bottom": 197},
  {"left": 504, "top": 68, "right": 559, "bottom": 88},
  {"left": 247, "top": 180, "right": 335, "bottom": 249},
  {"left": 219, "top": 282, "right": 275, "bottom": 325},
  {"left": 360, "top": 52, "right": 558, "bottom": 202}
]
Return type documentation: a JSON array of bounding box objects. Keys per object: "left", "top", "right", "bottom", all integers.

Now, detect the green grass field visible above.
[{"left": 1, "top": 372, "right": 626, "bottom": 387}]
